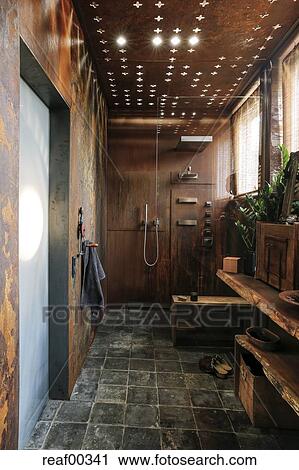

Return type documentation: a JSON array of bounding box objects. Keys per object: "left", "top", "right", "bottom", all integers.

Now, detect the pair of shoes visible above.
[{"left": 199, "top": 355, "right": 233, "bottom": 379}]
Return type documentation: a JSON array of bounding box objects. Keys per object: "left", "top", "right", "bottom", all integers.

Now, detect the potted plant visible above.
[{"left": 235, "top": 145, "right": 294, "bottom": 276}]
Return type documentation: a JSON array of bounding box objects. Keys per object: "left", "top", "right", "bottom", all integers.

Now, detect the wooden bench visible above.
[{"left": 170, "top": 295, "right": 253, "bottom": 346}]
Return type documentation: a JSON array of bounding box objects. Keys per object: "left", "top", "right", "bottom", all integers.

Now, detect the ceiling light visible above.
[
  {"left": 152, "top": 35, "right": 163, "bottom": 46},
  {"left": 188, "top": 35, "right": 199, "bottom": 46},
  {"left": 116, "top": 35, "right": 127, "bottom": 47},
  {"left": 170, "top": 35, "right": 181, "bottom": 46}
]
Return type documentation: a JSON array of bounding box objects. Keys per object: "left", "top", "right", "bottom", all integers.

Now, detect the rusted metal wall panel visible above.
[{"left": 0, "top": 0, "right": 107, "bottom": 448}]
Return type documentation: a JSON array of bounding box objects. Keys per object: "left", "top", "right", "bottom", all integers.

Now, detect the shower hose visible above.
[{"left": 143, "top": 203, "right": 159, "bottom": 267}]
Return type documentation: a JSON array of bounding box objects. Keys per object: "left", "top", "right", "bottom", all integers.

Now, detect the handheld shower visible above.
[{"left": 143, "top": 203, "right": 159, "bottom": 267}]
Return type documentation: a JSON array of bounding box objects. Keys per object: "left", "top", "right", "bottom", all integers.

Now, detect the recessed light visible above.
[
  {"left": 170, "top": 35, "right": 181, "bottom": 46},
  {"left": 116, "top": 35, "right": 127, "bottom": 47},
  {"left": 152, "top": 35, "right": 163, "bottom": 46},
  {"left": 188, "top": 35, "right": 199, "bottom": 46}
]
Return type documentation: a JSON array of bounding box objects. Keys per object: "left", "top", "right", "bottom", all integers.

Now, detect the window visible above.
[
  {"left": 215, "top": 124, "right": 232, "bottom": 199},
  {"left": 231, "top": 85, "right": 260, "bottom": 195},
  {"left": 283, "top": 44, "right": 299, "bottom": 153}
]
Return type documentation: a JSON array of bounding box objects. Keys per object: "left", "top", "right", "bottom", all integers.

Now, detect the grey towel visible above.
[{"left": 81, "top": 241, "right": 105, "bottom": 309}]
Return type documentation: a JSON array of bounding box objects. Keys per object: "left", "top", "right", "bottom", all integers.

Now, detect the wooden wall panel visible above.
[{"left": 0, "top": 0, "right": 107, "bottom": 448}]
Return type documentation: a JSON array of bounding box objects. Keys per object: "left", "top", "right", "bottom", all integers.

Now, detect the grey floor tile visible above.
[
  {"left": 71, "top": 381, "right": 98, "bottom": 402},
  {"left": 25, "top": 421, "right": 51, "bottom": 449},
  {"left": 184, "top": 373, "right": 216, "bottom": 390},
  {"left": 271, "top": 429, "right": 299, "bottom": 450},
  {"left": 189, "top": 389, "right": 222, "bottom": 408},
  {"left": 43, "top": 423, "right": 87, "bottom": 450},
  {"left": 90, "top": 403, "right": 125, "bottom": 425},
  {"left": 158, "top": 388, "right": 191, "bottom": 407},
  {"left": 130, "top": 359, "right": 155, "bottom": 371},
  {"left": 83, "top": 357, "right": 105, "bottom": 369},
  {"left": 227, "top": 410, "right": 265, "bottom": 435},
  {"left": 55, "top": 401, "right": 92, "bottom": 423},
  {"left": 99, "top": 370, "right": 128, "bottom": 386},
  {"left": 104, "top": 358, "right": 129, "bottom": 370},
  {"left": 83, "top": 424, "right": 123, "bottom": 450},
  {"left": 159, "top": 406, "right": 196, "bottom": 429},
  {"left": 161, "top": 429, "right": 201, "bottom": 450},
  {"left": 131, "top": 346, "right": 155, "bottom": 359},
  {"left": 77, "top": 368, "right": 102, "bottom": 384},
  {"left": 181, "top": 362, "right": 202, "bottom": 374},
  {"left": 194, "top": 408, "right": 233, "bottom": 433},
  {"left": 129, "top": 371, "right": 157, "bottom": 387},
  {"left": 107, "top": 348, "right": 131, "bottom": 358},
  {"left": 214, "top": 376, "right": 235, "bottom": 391},
  {"left": 122, "top": 427, "right": 161, "bottom": 450},
  {"left": 156, "top": 361, "right": 182, "bottom": 373},
  {"left": 128, "top": 386, "right": 158, "bottom": 405},
  {"left": 178, "top": 350, "right": 204, "bottom": 362},
  {"left": 237, "top": 433, "right": 280, "bottom": 450},
  {"left": 199, "top": 431, "right": 240, "bottom": 450},
  {"left": 157, "top": 373, "right": 186, "bottom": 388},
  {"left": 96, "top": 385, "right": 127, "bottom": 403},
  {"left": 87, "top": 347, "right": 108, "bottom": 358},
  {"left": 125, "top": 404, "right": 159, "bottom": 428},
  {"left": 39, "top": 400, "right": 62, "bottom": 421},
  {"left": 155, "top": 349, "right": 180, "bottom": 361},
  {"left": 219, "top": 391, "right": 243, "bottom": 410}
]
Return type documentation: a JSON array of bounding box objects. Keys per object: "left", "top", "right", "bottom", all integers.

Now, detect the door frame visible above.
[{"left": 20, "top": 39, "right": 71, "bottom": 400}]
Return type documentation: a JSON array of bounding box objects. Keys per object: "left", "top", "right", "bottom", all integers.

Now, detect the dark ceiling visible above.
[{"left": 74, "top": 0, "right": 298, "bottom": 134}]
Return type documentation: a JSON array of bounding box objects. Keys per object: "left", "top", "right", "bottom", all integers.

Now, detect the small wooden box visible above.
[
  {"left": 239, "top": 353, "right": 299, "bottom": 429},
  {"left": 223, "top": 257, "right": 242, "bottom": 273}
]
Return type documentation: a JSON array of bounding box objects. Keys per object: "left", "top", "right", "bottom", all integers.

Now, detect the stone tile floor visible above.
[{"left": 26, "top": 325, "right": 298, "bottom": 450}]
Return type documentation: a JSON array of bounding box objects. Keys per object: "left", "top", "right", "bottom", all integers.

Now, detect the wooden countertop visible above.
[{"left": 217, "top": 270, "right": 299, "bottom": 340}]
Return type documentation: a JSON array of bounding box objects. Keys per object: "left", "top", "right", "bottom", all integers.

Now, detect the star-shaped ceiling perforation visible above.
[{"left": 74, "top": 0, "right": 298, "bottom": 132}]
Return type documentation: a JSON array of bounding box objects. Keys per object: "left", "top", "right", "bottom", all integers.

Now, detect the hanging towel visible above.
[{"left": 81, "top": 241, "right": 106, "bottom": 310}]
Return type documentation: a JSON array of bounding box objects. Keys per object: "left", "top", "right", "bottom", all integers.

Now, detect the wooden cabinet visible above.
[{"left": 256, "top": 222, "right": 299, "bottom": 291}]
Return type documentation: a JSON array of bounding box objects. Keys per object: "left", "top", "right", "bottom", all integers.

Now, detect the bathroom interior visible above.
[{"left": 0, "top": 0, "right": 299, "bottom": 452}]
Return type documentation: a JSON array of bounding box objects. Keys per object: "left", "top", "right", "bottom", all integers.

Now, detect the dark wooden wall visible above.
[
  {"left": 107, "top": 121, "right": 220, "bottom": 304},
  {"left": 0, "top": 0, "right": 107, "bottom": 449}
]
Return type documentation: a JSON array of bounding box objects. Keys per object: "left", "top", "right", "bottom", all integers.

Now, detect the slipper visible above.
[
  {"left": 199, "top": 355, "right": 214, "bottom": 374},
  {"left": 214, "top": 355, "right": 233, "bottom": 375},
  {"left": 211, "top": 357, "right": 229, "bottom": 379}
]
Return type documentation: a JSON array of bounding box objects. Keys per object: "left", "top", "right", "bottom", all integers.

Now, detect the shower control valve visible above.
[{"left": 153, "top": 218, "right": 160, "bottom": 227}]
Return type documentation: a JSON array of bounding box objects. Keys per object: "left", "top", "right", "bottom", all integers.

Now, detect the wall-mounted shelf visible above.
[{"left": 217, "top": 270, "right": 299, "bottom": 339}]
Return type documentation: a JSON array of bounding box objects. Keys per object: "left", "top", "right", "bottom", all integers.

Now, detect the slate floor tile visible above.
[
  {"left": 99, "top": 370, "right": 128, "bottom": 386},
  {"left": 122, "top": 427, "right": 161, "bottom": 450},
  {"left": 219, "top": 391, "right": 243, "bottom": 410},
  {"left": 199, "top": 431, "right": 240, "bottom": 450},
  {"left": 227, "top": 410, "right": 264, "bottom": 435},
  {"left": 130, "top": 359, "right": 155, "bottom": 371},
  {"left": 104, "top": 358, "right": 129, "bottom": 370},
  {"left": 156, "top": 361, "right": 182, "bottom": 373},
  {"left": 82, "top": 425, "right": 123, "bottom": 450},
  {"left": 237, "top": 433, "right": 280, "bottom": 450},
  {"left": 159, "top": 406, "right": 196, "bottom": 429},
  {"left": 90, "top": 403, "right": 125, "bottom": 425},
  {"left": 155, "top": 349, "right": 180, "bottom": 361},
  {"left": 159, "top": 388, "right": 191, "bottom": 407},
  {"left": 25, "top": 421, "right": 51, "bottom": 449},
  {"left": 83, "top": 357, "right": 105, "bottom": 369},
  {"left": 39, "top": 400, "right": 62, "bottom": 421},
  {"left": 43, "top": 423, "right": 87, "bottom": 450},
  {"left": 214, "top": 376, "right": 235, "bottom": 391},
  {"left": 55, "top": 401, "right": 92, "bottom": 423},
  {"left": 129, "top": 371, "right": 157, "bottom": 387},
  {"left": 125, "top": 404, "right": 159, "bottom": 428},
  {"left": 161, "top": 429, "right": 201, "bottom": 450},
  {"left": 88, "top": 347, "right": 108, "bottom": 358},
  {"left": 96, "top": 384, "right": 127, "bottom": 403},
  {"left": 107, "top": 348, "right": 131, "bottom": 358},
  {"left": 184, "top": 373, "right": 216, "bottom": 390},
  {"left": 181, "top": 362, "right": 202, "bottom": 374},
  {"left": 71, "top": 382, "right": 98, "bottom": 402},
  {"left": 194, "top": 408, "right": 233, "bottom": 433},
  {"left": 157, "top": 373, "right": 186, "bottom": 388},
  {"left": 77, "top": 368, "right": 102, "bottom": 384},
  {"left": 128, "top": 386, "right": 158, "bottom": 405},
  {"left": 189, "top": 389, "right": 222, "bottom": 409},
  {"left": 131, "top": 347, "right": 155, "bottom": 359}
]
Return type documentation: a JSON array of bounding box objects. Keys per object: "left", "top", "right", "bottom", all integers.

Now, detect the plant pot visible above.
[{"left": 244, "top": 251, "right": 256, "bottom": 277}]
